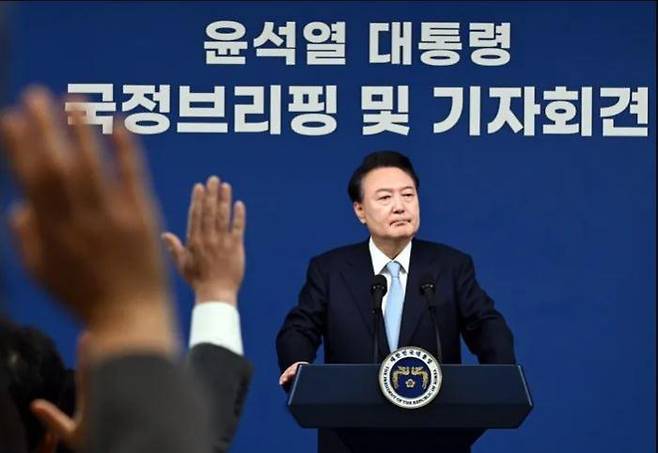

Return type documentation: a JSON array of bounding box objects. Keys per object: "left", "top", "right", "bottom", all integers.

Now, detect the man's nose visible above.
[{"left": 392, "top": 194, "right": 405, "bottom": 212}]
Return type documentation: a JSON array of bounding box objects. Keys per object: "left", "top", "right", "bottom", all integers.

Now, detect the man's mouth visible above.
[{"left": 390, "top": 220, "right": 409, "bottom": 226}]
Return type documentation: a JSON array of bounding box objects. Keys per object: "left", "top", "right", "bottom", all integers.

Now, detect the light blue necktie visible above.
[{"left": 385, "top": 261, "right": 403, "bottom": 351}]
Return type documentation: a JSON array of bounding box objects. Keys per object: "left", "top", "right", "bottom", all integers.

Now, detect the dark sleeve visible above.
[
  {"left": 186, "top": 344, "right": 253, "bottom": 453},
  {"left": 276, "top": 257, "right": 327, "bottom": 372},
  {"left": 456, "top": 255, "right": 516, "bottom": 364},
  {"left": 87, "top": 354, "right": 211, "bottom": 453}
]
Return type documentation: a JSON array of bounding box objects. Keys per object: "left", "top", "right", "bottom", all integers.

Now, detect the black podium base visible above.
[{"left": 318, "top": 428, "right": 483, "bottom": 453}]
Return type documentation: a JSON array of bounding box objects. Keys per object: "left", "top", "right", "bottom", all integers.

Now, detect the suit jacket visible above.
[
  {"left": 87, "top": 354, "right": 212, "bottom": 453},
  {"left": 277, "top": 238, "right": 515, "bottom": 369},
  {"left": 86, "top": 345, "right": 252, "bottom": 453},
  {"left": 276, "top": 238, "right": 515, "bottom": 453},
  {"left": 187, "top": 344, "right": 253, "bottom": 453}
]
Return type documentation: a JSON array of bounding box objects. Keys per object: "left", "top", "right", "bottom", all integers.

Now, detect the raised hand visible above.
[
  {"left": 1, "top": 87, "right": 176, "bottom": 358},
  {"left": 162, "top": 176, "right": 246, "bottom": 306}
]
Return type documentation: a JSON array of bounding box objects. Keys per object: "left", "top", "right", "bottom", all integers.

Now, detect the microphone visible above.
[
  {"left": 420, "top": 279, "right": 436, "bottom": 302},
  {"left": 370, "top": 274, "right": 387, "bottom": 363},
  {"left": 419, "top": 273, "right": 443, "bottom": 363},
  {"left": 370, "top": 274, "right": 387, "bottom": 308}
]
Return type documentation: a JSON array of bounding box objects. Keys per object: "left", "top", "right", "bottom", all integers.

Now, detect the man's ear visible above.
[{"left": 353, "top": 202, "right": 366, "bottom": 224}]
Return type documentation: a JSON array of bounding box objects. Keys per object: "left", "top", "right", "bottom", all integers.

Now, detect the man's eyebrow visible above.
[{"left": 374, "top": 186, "right": 415, "bottom": 194}]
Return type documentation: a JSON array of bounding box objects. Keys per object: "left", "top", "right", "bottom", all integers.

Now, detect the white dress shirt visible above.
[
  {"left": 368, "top": 237, "right": 412, "bottom": 314},
  {"left": 189, "top": 302, "right": 244, "bottom": 356}
]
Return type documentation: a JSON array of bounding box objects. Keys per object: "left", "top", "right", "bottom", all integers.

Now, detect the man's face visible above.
[{"left": 353, "top": 166, "right": 420, "bottom": 243}]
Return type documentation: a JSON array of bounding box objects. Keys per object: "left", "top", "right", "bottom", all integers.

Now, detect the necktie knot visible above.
[{"left": 386, "top": 261, "right": 401, "bottom": 279}]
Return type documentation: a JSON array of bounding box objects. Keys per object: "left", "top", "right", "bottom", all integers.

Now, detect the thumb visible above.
[
  {"left": 161, "top": 232, "right": 186, "bottom": 270},
  {"left": 31, "top": 399, "right": 76, "bottom": 442}
]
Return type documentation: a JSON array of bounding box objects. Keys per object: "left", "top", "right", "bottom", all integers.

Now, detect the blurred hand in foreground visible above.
[{"left": 0, "top": 86, "right": 177, "bottom": 359}]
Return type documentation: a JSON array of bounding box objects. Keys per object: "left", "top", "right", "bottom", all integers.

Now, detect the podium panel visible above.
[{"left": 289, "top": 364, "right": 533, "bottom": 429}]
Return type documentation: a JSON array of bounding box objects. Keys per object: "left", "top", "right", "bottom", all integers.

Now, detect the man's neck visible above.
[{"left": 372, "top": 236, "right": 412, "bottom": 260}]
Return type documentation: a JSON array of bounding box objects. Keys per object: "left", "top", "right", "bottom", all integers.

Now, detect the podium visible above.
[{"left": 288, "top": 364, "right": 533, "bottom": 453}]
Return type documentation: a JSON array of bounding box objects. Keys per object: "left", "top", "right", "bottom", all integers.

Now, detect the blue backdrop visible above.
[{"left": 1, "top": 2, "right": 655, "bottom": 452}]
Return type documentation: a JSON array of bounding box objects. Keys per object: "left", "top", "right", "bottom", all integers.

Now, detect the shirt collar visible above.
[{"left": 369, "top": 237, "right": 412, "bottom": 276}]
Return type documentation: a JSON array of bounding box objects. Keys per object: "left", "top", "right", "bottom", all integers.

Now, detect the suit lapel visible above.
[
  {"left": 340, "top": 241, "right": 376, "bottom": 336},
  {"left": 340, "top": 241, "right": 391, "bottom": 357},
  {"left": 398, "top": 240, "right": 438, "bottom": 348}
]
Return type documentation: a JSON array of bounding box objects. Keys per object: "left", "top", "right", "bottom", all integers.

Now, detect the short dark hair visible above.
[
  {"left": 347, "top": 151, "right": 420, "bottom": 203},
  {"left": 0, "top": 320, "right": 68, "bottom": 452}
]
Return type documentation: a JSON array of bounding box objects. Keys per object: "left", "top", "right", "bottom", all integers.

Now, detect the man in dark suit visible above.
[{"left": 276, "top": 151, "right": 515, "bottom": 452}]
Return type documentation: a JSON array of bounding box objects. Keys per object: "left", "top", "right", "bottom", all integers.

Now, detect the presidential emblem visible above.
[{"left": 378, "top": 346, "right": 442, "bottom": 409}]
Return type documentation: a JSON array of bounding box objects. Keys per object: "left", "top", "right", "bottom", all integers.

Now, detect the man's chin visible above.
[{"left": 385, "top": 226, "right": 416, "bottom": 241}]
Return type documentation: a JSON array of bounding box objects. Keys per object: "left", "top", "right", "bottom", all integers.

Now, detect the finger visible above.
[
  {"left": 22, "top": 87, "right": 69, "bottom": 170},
  {"left": 6, "top": 94, "right": 75, "bottom": 215},
  {"left": 280, "top": 362, "right": 301, "bottom": 385},
  {"left": 216, "top": 182, "right": 232, "bottom": 232},
  {"left": 283, "top": 364, "right": 298, "bottom": 382},
  {"left": 0, "top": 109, "right": 32, "bottom": 184},
  {"left": 161, "top": 232, "right": 186, "bottom": 271},
  {"left": 279, "top": 370, "right": 291, "bottom": 385},
  {"left": 75, "top": 331, "right": 94, "bottom": 418},
  {"left": 77, "top": 331, "right": 92, "bottom": 383},
  {"left": 186, "top": 183, "right": 204, "bottom": 244},
  {"left": 0, "top": 110, "right": 58, "bottom": 210},
  {"left": 31, "top": 399, "right": 76, "bottom": 441},
  {"left": 8, "top": 203, "right": 43, "bottom": 278},
  {"left": 231, "top": 200, "right": 246, "bottom": 238},
  {"left": 111, "top": 119, "right": 151, "bottom": 209},
  {"left": 22, "top": 89, "right": 76, "bottom": 212},
  {"left": 202, "top": 176, "right": 219, "bottom": 237},
  {"left": 66, "top": 97, "right": 106, "bottom": 206},
  {"left": 279, "top": 365, "right": 292, "bottom": 385}
]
